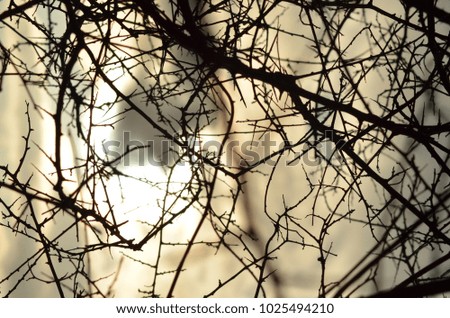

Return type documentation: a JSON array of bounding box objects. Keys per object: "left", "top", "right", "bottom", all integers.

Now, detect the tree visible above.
[{"left": 0, "top": 0, "right": 449, "bottom": 297}]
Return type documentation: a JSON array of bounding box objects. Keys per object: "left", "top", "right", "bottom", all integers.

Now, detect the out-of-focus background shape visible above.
[{"left": 1, "top": 0, "right": 450, "bottom": 297}]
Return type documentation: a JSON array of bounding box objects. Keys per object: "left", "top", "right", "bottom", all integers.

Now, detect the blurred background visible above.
[{"left": 1, "top": 0, "right": 450, "bottom": 297}]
